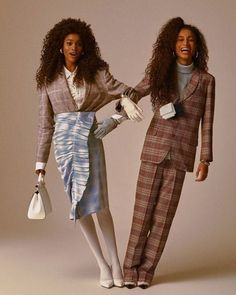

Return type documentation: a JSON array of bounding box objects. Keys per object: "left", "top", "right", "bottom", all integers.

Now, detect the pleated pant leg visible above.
[{"left": 123, "top": 160, "right": 186, "bottom": 284}]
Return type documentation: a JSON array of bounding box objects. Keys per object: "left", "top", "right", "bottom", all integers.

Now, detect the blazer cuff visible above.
[
  {"left": 35, "top": 162, "right": 46, "bottom": 170},
  {"left": 111, "top": 114, "right": 127, "bottom": 124}
]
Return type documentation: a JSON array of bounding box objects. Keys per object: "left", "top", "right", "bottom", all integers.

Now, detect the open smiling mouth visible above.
[
  {"left": 69, "top": 52, "right": 78, "bottom": 57},
  {"left": 181, "top": 47, "right": 190, "bottom": 53}
]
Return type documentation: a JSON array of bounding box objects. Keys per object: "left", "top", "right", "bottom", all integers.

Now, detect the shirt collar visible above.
[{"left": 64, "top": 66, "right": 77, "bottom": 79}]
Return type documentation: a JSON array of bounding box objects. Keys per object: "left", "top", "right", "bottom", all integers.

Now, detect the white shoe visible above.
[
  {"left": 113, "top": 279, "right": 124, "bottom": 288},
  {"left": 100, "top": 279, "right": 114, "bottom": 289},
  {"left": 99, "top": 264, "right": 113, "bottom": 288},
  {"left": 111, "top": 264, "right": 124, "bottom": 287}
]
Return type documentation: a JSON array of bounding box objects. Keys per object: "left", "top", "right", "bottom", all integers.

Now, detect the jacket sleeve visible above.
[
  {"left": 115, "top": 75, "right": 151, "bottom": 113},
  {"left": 103, "top": 68, "right": 136, "bottom": 99},
  {"left": 133, "top": 75, "right": 151, "bottom": 103},
  {"left": 36, "top": 86, "right": 55, "bottom": 164},
  {"left": 200, "top": 75, "right": 215, "bottom": 162}
]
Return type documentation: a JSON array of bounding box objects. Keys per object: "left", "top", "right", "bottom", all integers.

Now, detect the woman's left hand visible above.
[
  {"left": 94, "top": 117, "right": 118, "bottom": 139},
  {"left": 195, "top": 162, "right": 208, "bottom": 181}
]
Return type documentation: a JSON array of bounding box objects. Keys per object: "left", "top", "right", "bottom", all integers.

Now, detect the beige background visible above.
[{"left": 0, "top": 0, "right": 235, "bottom": 294}]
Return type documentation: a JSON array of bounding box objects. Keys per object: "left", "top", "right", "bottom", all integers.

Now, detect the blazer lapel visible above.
[
  {"left": 182, "top": 69, "right": 200, "bottom": 101},
  {"left": 83, "top": 79, "right": 91, "bottom": 102}
]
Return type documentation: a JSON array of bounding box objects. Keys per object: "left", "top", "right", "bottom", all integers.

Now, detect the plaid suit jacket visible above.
[
  {"left": 134, "top": 69, "right": 215, "bottom": 172},
  {"left": 36, "top": 69, "right": 133, "bottom": 163}
]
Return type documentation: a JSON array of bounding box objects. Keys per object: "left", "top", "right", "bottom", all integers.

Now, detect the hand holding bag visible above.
[{"left": 27, "top": 173, "right": 52, "bottom": 220}]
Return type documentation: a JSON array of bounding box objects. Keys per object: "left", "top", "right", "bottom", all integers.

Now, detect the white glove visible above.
[
  {"left": 120, "top": 95, "right": 143, "bottom": 122},
  {"left": 94, "top": 117, "right": 118, "bottom": 139}
]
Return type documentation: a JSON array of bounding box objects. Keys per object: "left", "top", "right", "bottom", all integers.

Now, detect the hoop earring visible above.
[
  {"left": 173, "top": 51, "right": 176, "bottom": 57},
  {"left": 195, "top": 51, "right": 199, "bottom": 58},
  {"left": 60, "top": 48, "right": 63, "bottom": 54}
]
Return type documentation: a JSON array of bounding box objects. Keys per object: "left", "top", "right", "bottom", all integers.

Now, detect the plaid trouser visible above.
[{"left": 123, "top": 160, "right": 186, "bottom": 284}]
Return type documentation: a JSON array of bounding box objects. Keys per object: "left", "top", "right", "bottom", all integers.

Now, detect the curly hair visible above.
[
  {"left": 36, "top": 18, "right": 108, "bottom": 89},
  {"left": 146, "top": 17, "right": 209, "bottom": 107}
]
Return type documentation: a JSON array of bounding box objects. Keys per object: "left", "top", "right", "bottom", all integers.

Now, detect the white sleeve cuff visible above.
[
  {"left": 111, "top": 114, "right": 128, "bottom": 124},
  {"left": 35, "top": 162, "right": 46, "bottom": 170}
]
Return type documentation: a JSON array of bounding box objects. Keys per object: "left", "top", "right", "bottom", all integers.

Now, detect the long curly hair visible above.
[
  {"left": 36, "top": 18, "right": 108, "bottom": 89},
  {"left": 146, "top": 17, "right": 209, "bottom": 107}
]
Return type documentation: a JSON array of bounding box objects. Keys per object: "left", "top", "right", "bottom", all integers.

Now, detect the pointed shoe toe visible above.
[
  {"left": 100, "top": 279, "right": 114, "bottom": 289},
  {"left": 113, "top": 279, "right": 124, "bottom": 288}
]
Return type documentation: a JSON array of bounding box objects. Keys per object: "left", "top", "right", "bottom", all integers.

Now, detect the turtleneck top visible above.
[{"left": 176, "top": 62, "right": 194, "bottom": 99}]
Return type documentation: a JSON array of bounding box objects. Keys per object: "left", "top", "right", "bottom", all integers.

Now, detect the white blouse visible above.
[{"left": 63, "top": 66, "right": 86, "bottom": 109}]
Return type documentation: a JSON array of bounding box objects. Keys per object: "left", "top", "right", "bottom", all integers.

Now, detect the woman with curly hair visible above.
[
  {"left": 35, "top": 18, "right": 142, "bottom": 289},
  {"left": 121, "top": 17, "right": 215, "bottom": 288}
]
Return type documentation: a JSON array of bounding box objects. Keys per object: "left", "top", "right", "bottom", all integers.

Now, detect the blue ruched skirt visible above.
[{"left": 53, "top": 112, "right": 108, "bottom": 220}]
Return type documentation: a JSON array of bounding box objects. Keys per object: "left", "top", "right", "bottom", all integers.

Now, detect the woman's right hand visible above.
[
  {"left": 120, "top": 95, "right": 143, "bottom": 122},
  {"left": 35, "top": 169, "right": 46, "bottom": 176}
]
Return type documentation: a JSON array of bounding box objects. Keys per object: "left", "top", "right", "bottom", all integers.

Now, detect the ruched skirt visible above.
[{"left": 53, "top": 112, "right": 108, "bottom": 220}]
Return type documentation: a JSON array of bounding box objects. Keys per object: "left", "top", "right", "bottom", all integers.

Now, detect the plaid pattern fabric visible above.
[
  {"left": 123, "top": 160, "right": 186, "bottom": 284},
  {"left": 36, "top": 69, "right": 135, "bottom": 163},
  {"left": 123, "top": 69, "right": 215, "bottom": 285},
  {"left": 133, "top": 70, "right": 215, "bottom": 172}
]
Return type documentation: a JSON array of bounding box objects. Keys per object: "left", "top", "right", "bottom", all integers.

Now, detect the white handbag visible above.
[
  {"left": 160, "top": 102, "right": 176, "bottom": 119},
  {"left": 27, "top": 174, "right": 52, "bottom": 220}
]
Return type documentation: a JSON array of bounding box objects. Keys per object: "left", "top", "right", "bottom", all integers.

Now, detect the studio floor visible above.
[{"left": 1, "top": 223, "right": 235, "bottom": 295}]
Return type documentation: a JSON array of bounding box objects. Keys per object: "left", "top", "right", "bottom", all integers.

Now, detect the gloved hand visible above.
[
  {"left": 120, "top": 95, "right": 143, "bottom": 122},
  {"left": 94, "top": 117, "right": 118, "bottom": 139}
]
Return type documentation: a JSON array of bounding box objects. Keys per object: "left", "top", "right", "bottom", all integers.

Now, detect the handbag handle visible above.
[{"left": 38, "top": 173, "right": 45, "bottom": 184}]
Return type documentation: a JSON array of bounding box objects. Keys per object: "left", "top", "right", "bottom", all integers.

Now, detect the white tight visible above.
[{"left": 79, "top": 207, "right": 123, "bottom": 281}]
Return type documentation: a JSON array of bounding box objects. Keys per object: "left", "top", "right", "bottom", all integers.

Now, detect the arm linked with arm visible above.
[
  {"left": 115, "top": 75, "right": 150, "bottom": 118},
  {"left": 93, "top": 70, "right": 145, "bottom": 139},
  {"left": 103, "top": 68, "right": 143, "bottom": 121}
]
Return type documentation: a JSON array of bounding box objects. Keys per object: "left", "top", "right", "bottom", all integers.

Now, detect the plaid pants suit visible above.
[{"left": 123, "top": 70, "right": 215, "bottom": 284}]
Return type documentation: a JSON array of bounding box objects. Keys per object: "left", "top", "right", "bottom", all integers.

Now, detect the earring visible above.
[
  {"left": 60, "top": 48, "right": 63, "bottom": 54},
  {"left": 172, "top": 51, "right": 176, "bottom": 57},
  {"left": 195, "top": 51, "right": 199, "bottom": 58}
]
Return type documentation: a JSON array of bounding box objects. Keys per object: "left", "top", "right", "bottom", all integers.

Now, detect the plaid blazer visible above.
[
  {"left": 36, "top": 69, "right": 133, "bottom": 163},
  {"left": 134, "top": 69, "right": 215, "bottom": 172}
]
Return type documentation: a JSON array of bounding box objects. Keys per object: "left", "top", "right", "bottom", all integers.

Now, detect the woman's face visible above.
[
  {"left": 175, "top": 28, "right": 196, "bottom": 65},
  {"left": 62, "top": 33, "right": 83, "bottom": 71}
]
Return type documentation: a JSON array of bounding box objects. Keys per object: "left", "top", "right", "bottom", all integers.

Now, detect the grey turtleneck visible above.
[{"left": 177, "top": 62, "right": 194, "bottom": 99}]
